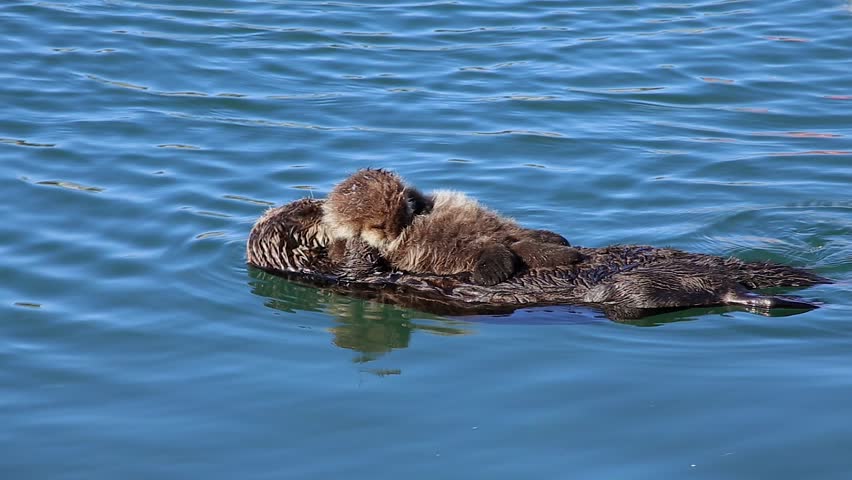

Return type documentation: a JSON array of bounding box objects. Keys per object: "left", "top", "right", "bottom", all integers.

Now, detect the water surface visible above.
[{"left": 2, "top": 1, "right": 851, "bottom": 479}]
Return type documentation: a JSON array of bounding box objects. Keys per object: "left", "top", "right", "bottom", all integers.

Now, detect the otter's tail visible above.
[
  {"left": 724, "top": 291, "right": 820, "bottom": 311},
  {"left": 732, "top": 261, "right": 831, "bottom": 290}
]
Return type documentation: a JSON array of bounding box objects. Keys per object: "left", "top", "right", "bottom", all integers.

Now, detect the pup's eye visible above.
[{"left": 370, "top": 223, "right": 385, "bottom": 230}]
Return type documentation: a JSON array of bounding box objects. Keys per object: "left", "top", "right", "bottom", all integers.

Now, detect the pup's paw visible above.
[
  {"left": 512, "top": 241, "right": 583, "bottom": 269},
  {"left": 471, "top": 245, "right": 517, "bottom": 286}
]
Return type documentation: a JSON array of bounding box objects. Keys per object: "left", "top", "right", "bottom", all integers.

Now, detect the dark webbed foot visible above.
[
  {"left": 523, "top": 229, "right": 571, "bottom": 246},
  {"left": 511, "top": 240, "right": 583, "bottom": 269},
  {"left": 471, "top": 244, "right": 518, "bottom": 286}
]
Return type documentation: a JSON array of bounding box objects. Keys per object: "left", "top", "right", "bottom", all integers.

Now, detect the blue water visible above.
[{"left": 2, "top": 1, "right": 851, "bottom": 478}]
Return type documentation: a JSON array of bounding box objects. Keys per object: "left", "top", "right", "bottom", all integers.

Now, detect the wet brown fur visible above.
[
  {"left": 246, "top": 199, "right": 386, "bottom": 280},
  {"left": 323, "top": 169, "right": 582, "bottom": 285}
]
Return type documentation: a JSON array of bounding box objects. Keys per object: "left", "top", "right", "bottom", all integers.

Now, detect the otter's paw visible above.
[
  {"left": 511, "top": 241, "right": 583, "bottom": 269},
  {"left": 548, "top": 246, "right": 583, "bottom": 266},
  {"left": 524, "top": 229, "right": 571, "bottom": 246},
  {"left": 332, "top": 238, "right": 388, "bottom": 278},
  {"left": 471, "top": 245, "right": 517, "bottom": 286}
]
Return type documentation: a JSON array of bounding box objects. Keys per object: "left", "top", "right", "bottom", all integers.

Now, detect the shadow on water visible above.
[
  {"left": 248, "top": 268, "right": 822, "bottom": 358},
  {"left": 615, "top": 304, "right": 816, "bottom": 327},
  {"left": 452, "top": 302, "right": 815, "bottom": 328}
]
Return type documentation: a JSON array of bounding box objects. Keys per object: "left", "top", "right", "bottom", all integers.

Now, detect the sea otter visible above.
[
  {"left": 246, "top": 198, "right": 831, "bottom": 320},
  {"left": 321, "top": 169, "right": 583, "bottom": 285}
]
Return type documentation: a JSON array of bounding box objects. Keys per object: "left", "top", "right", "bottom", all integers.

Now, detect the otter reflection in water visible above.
[
  {"left": 247, "top": 197, "right": 830, "bottom": 321},
  {"left": 249, "top": 269, "right": 471, "bottom": 363}
]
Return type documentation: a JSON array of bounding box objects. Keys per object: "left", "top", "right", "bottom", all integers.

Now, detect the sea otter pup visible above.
[{"left": 321, "top": 169, "right": 583, "bottom": 285}]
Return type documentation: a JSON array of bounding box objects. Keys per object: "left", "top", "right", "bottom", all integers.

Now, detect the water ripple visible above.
[{"left": 33, "top": 180, "right": 105, "bottom": 193}]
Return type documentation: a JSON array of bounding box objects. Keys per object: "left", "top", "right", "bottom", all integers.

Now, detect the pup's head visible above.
[{"left": 324, "top": 169, "right": 422, "bottom": 249}]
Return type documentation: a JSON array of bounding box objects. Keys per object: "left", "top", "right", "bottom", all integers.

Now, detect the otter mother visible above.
[{"left": 246, "top": 198, "right": 830, "bottom": 320}]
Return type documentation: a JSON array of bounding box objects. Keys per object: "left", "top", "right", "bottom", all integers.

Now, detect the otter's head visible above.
[{"left": 324, "top": 169, "right": 424, "bottom": 250}]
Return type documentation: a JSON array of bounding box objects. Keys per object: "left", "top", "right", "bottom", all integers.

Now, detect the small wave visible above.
[
  {"left": 195, "top": 231, "right": 226, "bottom": 240},
  {"left": 157, "top": 144, "right": 202, "bottom": 149},
  {"left": 85, "top": 74, "right": 148, "bottom": 90},
  {"left": 474, "top": 130, "right": 563, "bottom": 138},
  {"left": 13, "top": 302, "right": 42, "bottom": 309},
  {"left": 34, "top": 180, "right": 104, "bottom": 193},
  {"left": 1, "top": 138, "right": 55, "bottom": 148},
  {"left": 223, "top": 195, "right": 275, "bottom": 206}
]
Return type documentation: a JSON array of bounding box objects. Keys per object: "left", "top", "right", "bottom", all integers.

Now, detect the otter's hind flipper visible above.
[{"left": 724, "top": 291, "right": 820, "bottom": 311}]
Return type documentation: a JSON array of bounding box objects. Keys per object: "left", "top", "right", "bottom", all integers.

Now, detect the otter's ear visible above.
[{"left": 404, "top": 187, "right": 432, "bottom": 215}]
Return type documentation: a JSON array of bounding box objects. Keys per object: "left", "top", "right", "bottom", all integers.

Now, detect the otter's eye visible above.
[{"left": 370, "top": 223, "right": 385, "bottom": 230}]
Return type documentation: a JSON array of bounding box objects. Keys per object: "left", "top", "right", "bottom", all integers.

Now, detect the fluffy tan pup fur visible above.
[{"left": 323, "top": 169, "right": 581, "bottom": 285}]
